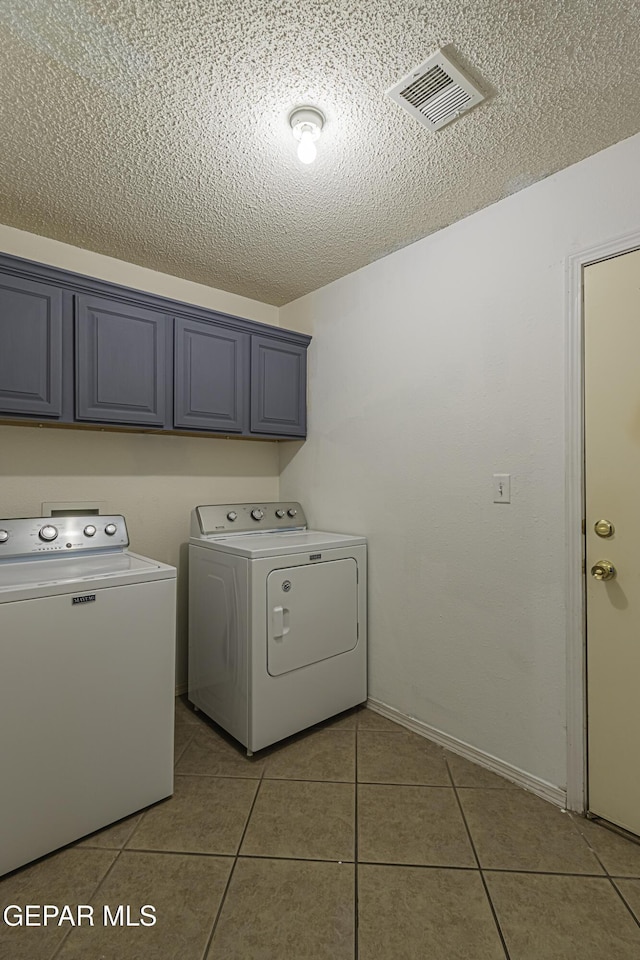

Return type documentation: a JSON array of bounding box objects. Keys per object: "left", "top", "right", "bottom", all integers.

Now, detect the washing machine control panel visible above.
[
  {"left": 0, "top": 515, "right": 129, "bottom": 559},
  {"left": 193, "top": 502, "right": 307, "bottom": 536}
]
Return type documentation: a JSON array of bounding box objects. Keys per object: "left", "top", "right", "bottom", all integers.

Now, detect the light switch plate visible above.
[{"left": 493, "top": 474, "right": 511, "bottom": 503}]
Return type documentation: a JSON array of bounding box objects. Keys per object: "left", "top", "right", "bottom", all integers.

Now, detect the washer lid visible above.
[
  {"left": 190, "top": 529, "right": 366, "bottom": 559},
  {"left": 0, "top": 551, "right": 176, "bottom": 601}
]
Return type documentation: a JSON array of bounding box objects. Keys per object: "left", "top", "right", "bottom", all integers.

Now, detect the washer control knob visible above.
[
  {"left": 275, "top": 509, "right": 285, "bottom": 518},
  {"left": 227, "top": 511, "right": 238, "bottom": 522},
  {"left": 104, "top": 523, "right": 117, "bottom": 536},
  {"left": 287, "top": 508, "right": 297, "bottom": 518},
  {"left": 251, "top": 509, "right": 264, "bottom": 521},
  {"left": 84, "top": 524, "right": 97, "bottom": 537},
  {"left": 0, "top": 529, "right": 9, "bottom": 543},
  {"left": 39, "top": 524, "right": 58, "bottom": 542}
]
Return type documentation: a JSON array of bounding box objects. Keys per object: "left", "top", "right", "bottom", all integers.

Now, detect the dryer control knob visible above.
[
  {"left": 0, "top": 529, "right": 9, "bottom": 543},
  {"left": 227, "top": 511, "right": 238, "bottom": 522},
  {"left": 251, "top": 509, "right": 264, "bottom": 521},
  {"left": 104, "top": 523, "right": 117, "bottom": 536},
  {"left": 287, "top": 508, "right": 297, "bottom": 518},
  {"left": 39, "top": 524, "right": 58, "bottom": 542},
  {"left": 84, "top": 525, "right": 97, "bottom": 537},
  {"left": 275, "top": 509, "right": 285, "bottom": 518}
]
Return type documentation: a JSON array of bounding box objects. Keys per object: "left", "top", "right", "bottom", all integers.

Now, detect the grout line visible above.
[
  {"left": 200, "top": 777, "right": 264, "bottom": 959},
  {"left": 237, "top": 853, "right": 356, "bottom": 864},
  {"left": 445, "top": 757, "right": 512, "bottom": 960},
  {"left": 117, "top": 847, "right": 235, "bottom": 859},
  {"left": 480, "top": 866, "right": 617, "bottom": 878},
  {"left": 173, "top": 771, "right": 264, "bottom": 782},
  {"left": 50, "top": 845, "right": 126, "bottom": 959},
  {"left": 353, "top": 859, "right": 479, "bottom": 871},
  {"left": 566, "top": 813, "right": 613, "bottom": 875},
  {"left": 262, "top": 775, "right": 355, "bottom": 784},
  {"left": 608, "top": 878, "right": 640, "bottom": 930}
]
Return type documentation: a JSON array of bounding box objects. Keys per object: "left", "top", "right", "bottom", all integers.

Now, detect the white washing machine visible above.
[
  {"left": 188, "top": 502, "right": 367, "bottom": 752},
  {"left": 0, "top": 515, "right": 176, "bottom": 877}
]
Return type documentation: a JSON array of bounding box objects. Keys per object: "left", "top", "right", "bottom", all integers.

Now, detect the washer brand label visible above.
[
  {"left": 72, "top": 594, "right": 96, "bottom": 605},
  {"left": 309, "top": 553, "right": 322, "bottom": 560}
]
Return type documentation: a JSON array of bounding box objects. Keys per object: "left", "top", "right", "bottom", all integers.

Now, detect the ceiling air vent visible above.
[{"left": 386, "top": 49, "right": 485, "bottom": 132}]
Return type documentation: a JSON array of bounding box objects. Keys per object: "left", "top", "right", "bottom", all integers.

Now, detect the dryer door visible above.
[{"left": 267, "top": 559, "right": 358, "bottom": 676}]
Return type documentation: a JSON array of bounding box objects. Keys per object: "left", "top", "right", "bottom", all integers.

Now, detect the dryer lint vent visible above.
[{"left": 386, "top": 49, "right": 485, "bottom": 131}]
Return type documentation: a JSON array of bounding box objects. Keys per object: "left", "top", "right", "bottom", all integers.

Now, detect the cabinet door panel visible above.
[
  {"left": 76, "top": 296, "right": 168, "bottom": 426},
  {"left": 250, "top": 336, "right": 307, "bottom": 436},
  {"left": 174, "top": 319, "right": 247, "bottom": 432},
  {"left": 0, "top": 275, "right": 63, "bottom": 417}
]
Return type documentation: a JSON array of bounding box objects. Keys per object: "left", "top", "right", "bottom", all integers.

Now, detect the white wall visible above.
[
  {"left": 280, "top": 131, "right": 640, "bottom": 791},
  {"left": 0, "top": 226, "right": 280, "bottom": 688}
]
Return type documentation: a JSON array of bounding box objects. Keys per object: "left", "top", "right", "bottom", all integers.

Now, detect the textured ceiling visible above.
[{"left": 0, "top": 1, "right": 639, "bottom": 306}]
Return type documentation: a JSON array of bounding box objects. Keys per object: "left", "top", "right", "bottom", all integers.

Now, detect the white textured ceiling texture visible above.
[{"left": 0, "top": 0, "right": 639, "bottom": 306}]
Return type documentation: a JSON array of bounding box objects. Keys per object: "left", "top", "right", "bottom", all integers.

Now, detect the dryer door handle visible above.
[{"left": 272, "top": 606, "right": 290, "bottom": 640}]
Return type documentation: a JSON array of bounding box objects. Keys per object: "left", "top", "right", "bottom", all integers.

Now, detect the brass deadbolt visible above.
[
  {"left": 594, "top": 520, "right": 614, "bottom": 538},
  {"left": 590, "top": 560, "right": 616, "bottom": 581}
]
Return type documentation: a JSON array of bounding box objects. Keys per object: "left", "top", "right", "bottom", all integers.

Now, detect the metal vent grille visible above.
[{"left": 387, "top": 50, "right": 485, "bottom": 132}]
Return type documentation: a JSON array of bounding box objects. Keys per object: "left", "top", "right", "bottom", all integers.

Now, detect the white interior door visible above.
[{"left": 585, "top": 247, "right": 640, "bottom": 836}]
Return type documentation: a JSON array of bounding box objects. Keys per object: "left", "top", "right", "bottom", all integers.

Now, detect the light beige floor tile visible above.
[
  {"left": 174, "top": 722, "right": 196, "bottom": 764},
  {"left": 56, "top": 851, "right": 231, "bottom": 960},
  {"left": 487, "top": 872, "right": 640, "bottom": 960},
  {"left": 175, "top": 725, "right": 266, "bottom": 778},
  {"left": 78, "top": 813, "right": 143, "bottom": 850},
  {"left": 571, "top": 815, "right": 640, "bottom": 877},
  {"left": 0, "top": 847, "right": 116, "bottom": 960},
  {"left": 356, "top": 709, "right": 405, "bottom": 732},
  {"left": 240, "top": 780, "right": 355, "bottom": 861},
  {"left": 458, "top": 789, "right": 604, "bottom": 873},
  {"left": 321, "top": 708, "right": 359, "bottom": 730},
  {"left": 263, "top": 728, "right": 355, "bottom": 782},
  {"left": 358, "top": 863, "right": 504, "bottom": 960},
  {"left": 207, "top": 858, "right": 354, "bottom": 959},
  {"left": 357, "top": 730, "right": 449, "bottom": 785},
  {"left": 358, "top": 784, "right": 475, "bottom": 867},
  {"left": 445, "top": 751, "right": 518, "bottom": 789},
  {"left": 613, "top": 878, "right": 640, "bottom": 921},
  {"left": 126, "top": 775, "right": 257, "bottom": 855}
]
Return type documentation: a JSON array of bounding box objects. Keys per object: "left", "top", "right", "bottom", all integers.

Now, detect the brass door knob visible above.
[{"left": 591, "top": 560, "right": 616, "bottom": 581}]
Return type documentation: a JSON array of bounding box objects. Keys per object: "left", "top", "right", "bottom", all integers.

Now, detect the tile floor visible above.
[{"left": 2, "top": 699, "right": 640, "bottom": 959}]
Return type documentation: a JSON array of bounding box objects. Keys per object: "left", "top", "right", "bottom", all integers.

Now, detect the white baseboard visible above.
[
  {"left": 175, "top": 681, "right": 188, "bottom": 696},
  {"left": 366, "top": 697, "right": 567, "bottom": 808}
]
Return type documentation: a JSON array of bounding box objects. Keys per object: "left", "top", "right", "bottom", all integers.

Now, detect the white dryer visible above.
[
  {"left": 188, "top": 502, "right": 367, "bottom": 752},
  {"left": 0, "top": 515, "right": 176, "bottom": 877}
]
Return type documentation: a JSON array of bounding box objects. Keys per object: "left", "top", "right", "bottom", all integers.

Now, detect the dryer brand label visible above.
[
  {"left": 309, "top": 553, "right": 322, "bottom": 560},
  {"left": 72, "top": 594, "right": 96, "bottom": 605}
]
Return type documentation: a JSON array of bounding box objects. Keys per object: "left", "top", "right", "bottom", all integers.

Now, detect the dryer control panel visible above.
[
  {"left": 192, "top": 503, "right": 306, "bottom": 537},
  {"left": 0, "top": 515, "right": 129, "bottom": 558}
]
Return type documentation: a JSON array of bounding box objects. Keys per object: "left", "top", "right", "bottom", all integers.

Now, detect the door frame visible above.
[{"left": 565, "top": 228, "right": 640, "bottom": 812}]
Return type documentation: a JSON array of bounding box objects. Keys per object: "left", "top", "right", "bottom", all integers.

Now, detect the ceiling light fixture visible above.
[{"left": 289, "top": 107, "right": 325, "bottom": 165}]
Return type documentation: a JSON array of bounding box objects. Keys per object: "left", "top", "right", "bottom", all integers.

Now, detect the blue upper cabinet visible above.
[
  {"left": 251, "top": 336, "right": 307, "bottom": 437},
  {"left": 0, "top": 255, "right": 310, "bottom": 439},
  {"left": 76, "top": 295, "right": 171, "bottom": 427},
  {"left": 0, "top": 274, "right": 63, "bottom": 417},
  {"left": 174, "top": 318, "right": 248, "bottom": 433}
]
